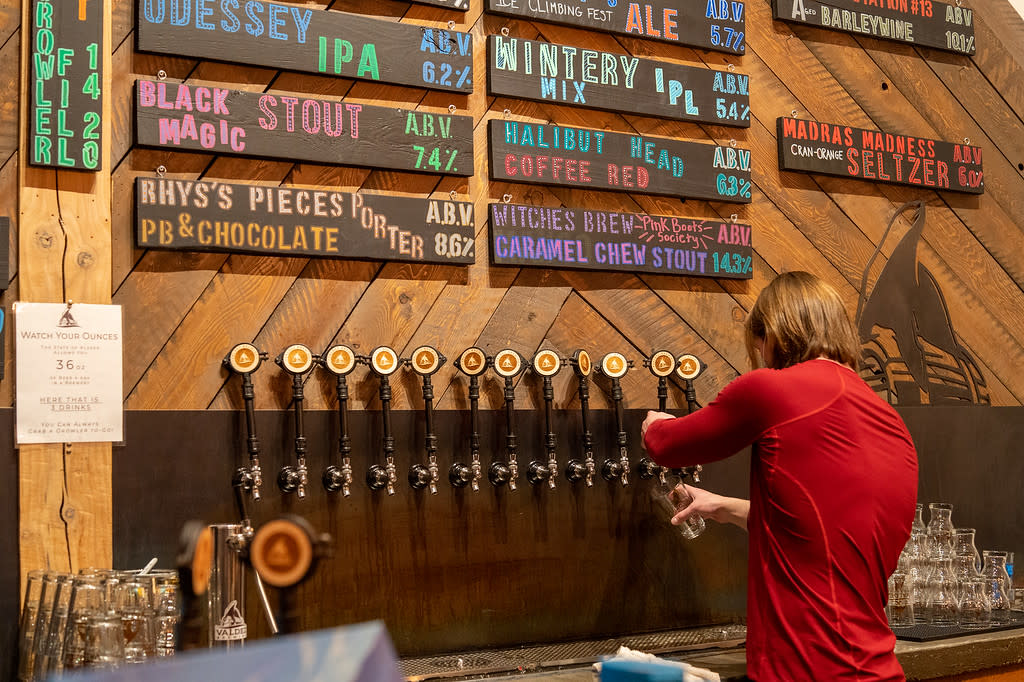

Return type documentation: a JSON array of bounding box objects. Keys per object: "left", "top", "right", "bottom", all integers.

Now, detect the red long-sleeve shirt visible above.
[{"left": 645, "top": 358, "right": 918, "bottom": 682}]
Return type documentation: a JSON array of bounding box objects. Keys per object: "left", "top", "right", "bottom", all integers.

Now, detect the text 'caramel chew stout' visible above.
[
  {"left": 777, "top": 117, "right": 984, "bottom": 194},
  {"left": 134, "top": 81, "right": 474, "bottom": 177},
  {"left": 136, "top": 0, "right": 474, "bottom": 92},
  {"left": 487, "top": 35, "right": 750, "bottom": 126}
]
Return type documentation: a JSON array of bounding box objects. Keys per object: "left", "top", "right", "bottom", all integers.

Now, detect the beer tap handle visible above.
[
  {"left": 225, "top": 343, "right": 267, "bottom": 501},
  {"left": 492, "top": 349, "right": 525, "bottom": 490},
  {"left": 275, "top": 344, "right": 314, "bottom": 499},
  {"left": 641, "top": 350, "right": 676, "bottom": 485},
  {"left": 566, "top": 349, "right": 595, "bottom": 486},
  {"left": 408, "top": 346, "right": 446, "bottom": 495},
  {"left": 320, "top": 345, "right": 357, "bottom": 496},
  {"left": 366, "top": 346, "right": 401, "bottom": 495},
  {"left": 453, "top": 347, "right": 488, "bottom": 491},
  {"left": 529, "top": 349, "right": 562, "bottom": 489},
  {"left": 599, "top": 352, "right": 632, "bottom": 486},
  {"left": 676, "top": 353, "right": 706, "bottom": 486}
]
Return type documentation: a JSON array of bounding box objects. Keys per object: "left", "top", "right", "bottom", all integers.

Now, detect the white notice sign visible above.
[{"left": 15, "top": 302, "right": 124, "bottom": 444}]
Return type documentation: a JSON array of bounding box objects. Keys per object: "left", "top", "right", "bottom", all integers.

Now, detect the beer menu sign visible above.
[
  {"left": 771, "top": 0, "right": 975, "bottom": 55},
  {"left": 490, "top": 203, "right": 753, "bottom": 279},
  {"left": 30, "top": 0, "right": 103, "bottom": 169},
  {"left": 134, "top": 80, "right": 474, "bottom": 176},
  {"left": 487, "top": 35, "right": 750, "bottom": 126},
  {"left": 486, "top": 0, "right": 746, "bottom": 54},
  {"left": 136, "top": 177, "right": 476, "bottom": 264},
  {"left": 136, "top": 0, "right": 474, "bottom": 92},
  {"left": 489, "top": 120, "right": 752, "bottom": 203},
  {"left": 777, "top": 117, "right": 984, "bottom": 194}
]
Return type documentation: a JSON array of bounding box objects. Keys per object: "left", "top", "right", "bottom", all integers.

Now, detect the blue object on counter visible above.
[{"left": 601, "top": 659, "right": 685, "bottom": 681}]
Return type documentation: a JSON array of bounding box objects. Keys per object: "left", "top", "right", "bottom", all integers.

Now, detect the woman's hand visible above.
[
  {"left": 640, "top": 410, "right": 674, "bottom": 444},
  {"left": 670, "top": 484, "right": 750, "bottom": 531}
]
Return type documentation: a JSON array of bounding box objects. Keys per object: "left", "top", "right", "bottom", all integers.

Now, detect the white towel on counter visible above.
[{"left": 592, "top": 645, "right": 721, "bottom": 682}]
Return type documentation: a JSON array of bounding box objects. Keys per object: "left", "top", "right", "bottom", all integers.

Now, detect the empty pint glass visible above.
[{"left": 651, "top": 483, "right": 705, "bottom": 540}]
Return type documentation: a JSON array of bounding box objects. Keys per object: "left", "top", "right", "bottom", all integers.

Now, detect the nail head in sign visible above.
[
  {"left": 229, "top": 342, "right": 261, "bottom": 374},
  {"left": 282, "top": 344, "right": 313, "bottom": 374},
  {"left": 371, "top": 347, "right": 399, "bottom": 376},
  {"left": 676, "top": 354, "right": 702, "bottom": 380},
  {"left": 324, "top": 345, "right": 356, "bottom": 376},
  {"left": 250, "top": 518, "right": 315, "bottom": 589},
  {"left": 649, "top": 350, "right": 676, "bottom": 378},
  {"left": 574, "top": 349, "right": 593, "bottom": 377},
  {"left": 601, "top": 352, "right": 629, "bottom": 379},
  {"left": 494, "top": 349, "right": 523, "bottom": 378},
  {"left": 457, "top": 347, "right": 488, "bottom": 376},
  {"left": 533, "top": 350, "right": 561, "bottom": 376},
  {"left": 411, "top": 346, "right": 441, "bottom": 375}
]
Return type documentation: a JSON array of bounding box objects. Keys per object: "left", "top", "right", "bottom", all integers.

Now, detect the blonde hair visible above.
[{"left": 745, "top": 271, "right": 859, "bottom": 370}]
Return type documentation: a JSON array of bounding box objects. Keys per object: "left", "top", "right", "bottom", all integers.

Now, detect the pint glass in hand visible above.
[{"left": 651, "top": 484, "right": 706, "bottom": 540}]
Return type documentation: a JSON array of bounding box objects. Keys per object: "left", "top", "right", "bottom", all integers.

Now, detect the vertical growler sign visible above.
[
  {"left": 771, "top": 0, "right": 975, "bottom": 54},
  {"left": 136, "top": 0, "right": 473, "bottom": 92},
  {"left": 489, "top": 120, "right": 752, "bottom": 202},
  {"left": 487, "top": 35, "right": 750, "bottom": 126},
  {"left": 136, "top": 177, "right": 475, "bottom": 264},
  {"left": 134, "top": 80, "right": 474, "bottom": 176},
  {"left": 490, "top": 203, "right": 753, "bottom": 278},
  {"left": 777, "top": 117, "right": 984, "bottom": 194},
  {"left": 486, "top": 0, "right": 746, "bottom": 54},
  {"left": 30, "top": 0, "right": 103, "bottom": 169}
]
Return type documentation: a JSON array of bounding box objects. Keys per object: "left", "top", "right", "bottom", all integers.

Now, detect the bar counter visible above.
[{"left": 426, "top": 627, "right": 1024, "bottom": 682}]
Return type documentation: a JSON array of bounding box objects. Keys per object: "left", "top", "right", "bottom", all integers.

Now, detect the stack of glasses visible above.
[
  {"left": 886, "top": 502, "right": 1016, "bottom": 630},
  {"left": 17, "top": 567, "right": 181, "bottom": 679}
]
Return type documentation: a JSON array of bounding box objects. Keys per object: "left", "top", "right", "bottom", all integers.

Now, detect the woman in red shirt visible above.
[{"left": 642, "top": 271, "right": 918, "bottom": 682}]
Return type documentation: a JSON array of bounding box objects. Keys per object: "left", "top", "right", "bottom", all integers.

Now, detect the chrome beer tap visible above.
[
  {"left": 565, "top": 350, "right": 596, "bottom": 486},
  {"left": 365, "top": 346, "right": 401, "bottom": 495},
  {"left": 599, "top": 352, "right": 633, "bottom": 486},
  {"left": 407, "top": 346, "right": 446, "bottom": 494},
  {"left": 224, "top": 343, "right": 267, "bottom": 502},
  {"left": 321, "top": 345, "right": 357, "bottom": 496},
  {"left": 451, "top": 347, "right": 488, "bottom": 491},
  {"left": 637, "top": 350, "right": 676, "bottom": 485},
  {"left": 490, "top": 348, "right": 526, "bottom": 490},
  {"left": 276, "top": 344, "right": 314, "bottom": 499},
  {"left": 676, "top": 353, "right": 706, "bottom": 483},
  {"left": 528, "top": 349, "right": 562, "bottom": 489}
]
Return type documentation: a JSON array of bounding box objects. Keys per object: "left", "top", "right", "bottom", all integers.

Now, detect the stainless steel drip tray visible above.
[{"left": 401, "top": 624, "right": 748, "bottom": 680}]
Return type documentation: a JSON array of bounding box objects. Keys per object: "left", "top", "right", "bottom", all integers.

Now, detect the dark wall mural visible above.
[{"left": 857, "top": 201, "right": 990, "bottom": 406}]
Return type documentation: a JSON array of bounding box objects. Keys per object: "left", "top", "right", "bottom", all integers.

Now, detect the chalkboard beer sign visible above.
[
  {"left": 486, "top": 0, "right": 746, "bottom": 54},
  {"left": 489, "top": 203, "right": 753, "bottom": 279},
  {"left": 489, "top": 121, "right": 752, "bottom": 203},
  {"left": 136, "top": 0, "right": 474, "bottom": 92},
  {"left": 136, "top": 177, "right": 476, "bottom": 264},
  {"left": 777, "top": 117, "right": 984, "bottom": 194},
  {"left": 487, "top": 36, "right": 751, "bottom": 127},
  {"left": 771, "top": 0, "right": 975, "bottom": 55},
  {"left": 134, "top": 80, "right": 474, "bottom": 176},
  {"left": 30, "top": 0, "right": 104, "bottom": 169}
]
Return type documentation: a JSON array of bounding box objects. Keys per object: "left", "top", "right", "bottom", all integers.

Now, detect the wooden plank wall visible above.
[{"left": 2, "top": 0, "right": 1023, "bottom": 654}]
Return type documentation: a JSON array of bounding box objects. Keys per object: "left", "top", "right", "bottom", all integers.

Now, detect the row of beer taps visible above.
[{"left": 223, "top": 343, "right": 707, "bottom": 503}]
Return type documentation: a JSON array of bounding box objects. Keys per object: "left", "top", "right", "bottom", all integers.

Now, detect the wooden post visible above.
[{"left": 18, "top": 0, "right": 112, "bottom": 579}]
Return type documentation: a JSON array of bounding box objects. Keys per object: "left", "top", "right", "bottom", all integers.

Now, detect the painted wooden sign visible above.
[
  {"left": 136, "top": 0, "right": 474, "bottom": 92},
  {"left": 487, "top": 35, "right": 750, "bottom": 127},
  {"left": 777, "top": 117, "right": 984, "bottom": 194},
  {"left": 136, "top": 177, "right": 476, "bottom": 264},
  {"left": 30, "top": 0, "right": 104, "bottom": 169},
  {"left": 490, "top": 203, "right": 753, "bottom": 278},
  {"left": 489, "top": 120, "right": 752, "bottom": 202},
  {"left": 134, "top": 80, "right": 474, "bottom": 176},
  {"left": 486, "top": 0, "right": 745, "bottom": 54},
  {"left": 771, "top": 0, "right": 975, "bottom": 55}
]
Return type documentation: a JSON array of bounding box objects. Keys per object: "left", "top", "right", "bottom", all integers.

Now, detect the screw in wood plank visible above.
[
  {"left": 501, "top": 27, "right": 510, "bottom": 36},
  {"left": 157, "top": 69, "right": 167, "bottom": 80}
]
